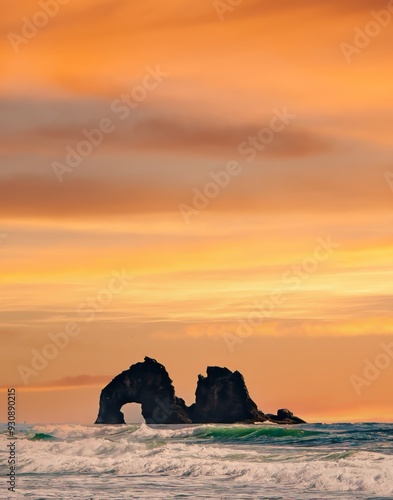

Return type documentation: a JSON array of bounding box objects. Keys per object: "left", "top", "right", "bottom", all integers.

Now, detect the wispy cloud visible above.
[{"left": 0, "top": 375, "right": 111, "bottom": 392}]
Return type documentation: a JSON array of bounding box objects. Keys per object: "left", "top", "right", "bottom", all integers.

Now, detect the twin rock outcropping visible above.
[{"left": 95, "top": 357, "right": 305, "bottom": 425}]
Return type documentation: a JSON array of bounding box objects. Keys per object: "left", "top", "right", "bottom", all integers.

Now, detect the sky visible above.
[{"left": 0, "top": 0, "right": 393, "bottom": 424}]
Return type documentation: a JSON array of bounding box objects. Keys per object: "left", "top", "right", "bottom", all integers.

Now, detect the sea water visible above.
[{"left": 1, "top": 422, "right": 392, "bottom": 499}]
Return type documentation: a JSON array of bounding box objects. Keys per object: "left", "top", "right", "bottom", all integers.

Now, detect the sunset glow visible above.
[{"left": 1, "top": 0, "right": 393, "bottom": 425}]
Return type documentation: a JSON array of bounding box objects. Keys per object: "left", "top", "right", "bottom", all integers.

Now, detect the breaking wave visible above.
[{"left": 1, "top": 422, "right": 392, "bottom": 498}]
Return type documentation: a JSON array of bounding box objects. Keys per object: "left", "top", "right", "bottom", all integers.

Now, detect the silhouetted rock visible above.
[
  {"left": 265, "top": 408, "right": 306, "bottom": 425},
  {"left": 95, "top": 357, "right": 305, "bottom": 425},
  {"left": 95, "top": 357, "right": 191, "bottom": 424},
  {"left": 189, "top": 366, "right": 266, "bottom": 423}
]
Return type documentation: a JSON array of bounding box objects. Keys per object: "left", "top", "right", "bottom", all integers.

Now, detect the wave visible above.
[
  {"left": 192, "top": 425, "right": 323, "bottom": 441},
  {"left": 30, "top": 432, "right": 58, "bottom": 441},
  {"left": 12, "top": 443, "right": 393, "bottom": 496},
  {"left": 1, "top": 423, "right": 390, "bottom": 496}
]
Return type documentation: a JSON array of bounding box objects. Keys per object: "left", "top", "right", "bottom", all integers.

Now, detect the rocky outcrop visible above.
[
  {"left": 265, "top": 408, "right": 306, "bottom": 425},
  {"left": 95, "top": 357, "right": 305, "bottom": 425},
  {"left": 95, "top": 357, "right": 191, "bottom": 424},
  {"left": 189, "top": 366, "right": 265, "bottom": 423}
]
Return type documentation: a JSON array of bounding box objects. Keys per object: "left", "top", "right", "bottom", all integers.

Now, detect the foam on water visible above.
[{"left": 1, "top": 422, "right": 392, "bottom": 499}]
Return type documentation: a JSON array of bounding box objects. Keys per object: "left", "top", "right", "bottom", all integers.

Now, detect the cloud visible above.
[
  {"left": 2, "top": 0, "right": 384, "bottom": 35},
  {"left": 0, "top": 99, "right": 331, "bottom": 159},
  {"left": 116, "top": 117, "right": 330, "bottom": 158},
  {"left": 0, "top": 151, "right": 391, "bottom": 221},
  {"left": 235, "top": 0, "right": 393, "bottom": 17},
  {"left": 0, "top": 175, "right": 180, "bottom": 218},
  {"left": 179, "top": 316, "right": 393, "bottom": 339},
  {"left": 0, "top": 375, "right": 111, "bottom": 392},
  {"left": 45, "top": 374, "right": 111, "bottom": 388}
]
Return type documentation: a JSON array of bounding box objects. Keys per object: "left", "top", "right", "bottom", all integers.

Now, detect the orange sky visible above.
[{"left": 0, "top": 0, "right": 393, "bottom": 424}]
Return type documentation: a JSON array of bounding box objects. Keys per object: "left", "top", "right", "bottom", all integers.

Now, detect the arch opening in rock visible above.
[{"left": 121, "top": 402, "right": 143, "bottom": 424}]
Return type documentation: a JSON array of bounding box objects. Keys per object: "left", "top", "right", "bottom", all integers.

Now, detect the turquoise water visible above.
[{"left": 1, "top": 422, "right": 392, "bottom": 499}]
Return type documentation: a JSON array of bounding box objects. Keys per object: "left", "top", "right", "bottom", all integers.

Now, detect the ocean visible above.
[{"left": 1, "top": 422, "right": 392, "bottom": 499}]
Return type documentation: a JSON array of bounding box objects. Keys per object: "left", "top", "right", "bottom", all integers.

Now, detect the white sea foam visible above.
[
  {"left": 2, "top": 423, "right": 393, "bottom": 498},
  {"left": 2, "top": 423, "right": 390, "bottom": 497}
]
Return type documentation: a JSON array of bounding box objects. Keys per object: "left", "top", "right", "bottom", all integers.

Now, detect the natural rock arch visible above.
[{"left": 95, "top": 357, "right": 191, "bottom": 424}]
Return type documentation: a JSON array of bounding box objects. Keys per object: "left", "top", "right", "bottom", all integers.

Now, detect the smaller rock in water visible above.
[{"left": 265, "top": 408, "right": 306, "bottom": 425}]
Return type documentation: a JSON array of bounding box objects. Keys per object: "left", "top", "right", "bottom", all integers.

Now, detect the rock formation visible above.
[
  {"left": 95, "top": 357, "right": 191, "bottom": 424},
  {"left": 95, "top": 357, "right": 305, "bottom": 425},
  {"left": 188, "top": 366, "right": 265, "bottom": 423},
  {"left": 265, "top": 408, "right": 306, "bottom": 425}
]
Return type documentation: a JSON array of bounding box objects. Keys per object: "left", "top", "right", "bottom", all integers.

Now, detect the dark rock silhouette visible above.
[
  {"left": 95, "top": 357, "right": 191, "bottom": 424},
  {"left": 95, "top": 357, "right": 305, "bottom": 425},
  {"left": 265, "top": 408, "right": 306, "bottom": 425},
  {"left": 188, "top": 366, "right": 265, "bottom": 423}
]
